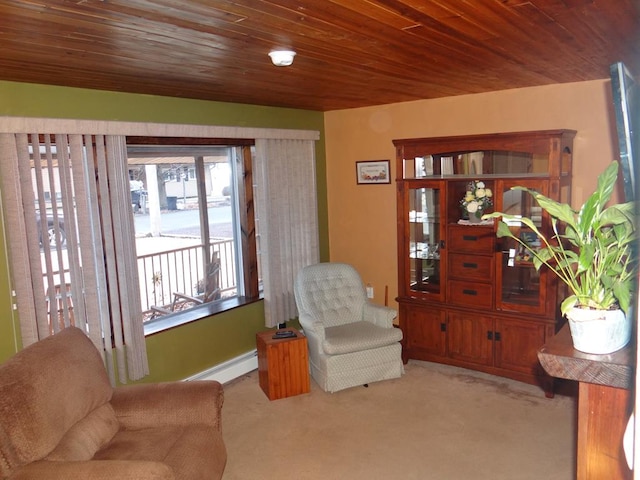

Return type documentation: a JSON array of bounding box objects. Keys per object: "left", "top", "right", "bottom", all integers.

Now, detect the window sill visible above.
[{"left": 143, "top": 295, "right": 263, "bottom": 336}]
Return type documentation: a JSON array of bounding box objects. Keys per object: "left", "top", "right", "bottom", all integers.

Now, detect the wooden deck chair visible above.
[
  {"left": 173, "top": 251, "right": 222, "bottom": 305},
  {"left": 151, "top": 251, "right": 221, "bottom": 317}
]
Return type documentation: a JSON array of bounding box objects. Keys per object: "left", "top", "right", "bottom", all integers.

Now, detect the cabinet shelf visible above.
[
  {"left": 512, "top": 259, "right": 535, "bottom": 266},
  {"left": 394, "top": 130, "right": 576, "bottom": 396}
]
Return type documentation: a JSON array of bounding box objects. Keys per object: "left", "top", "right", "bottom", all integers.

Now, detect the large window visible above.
[
  {"left": 126, "top": 138, "right": 260, "bottom": 330},
  {"left": 1, "top": 118, "right": 319, "bottom": 384},
  {"left": 9, "top": 135, "right": 259, "bottom": 347}
]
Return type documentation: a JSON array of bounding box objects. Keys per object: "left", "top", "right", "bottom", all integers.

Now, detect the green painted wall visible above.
[
  {"left": 0, "top": 80, "right": 328, "bottom": 380},
  {"left": 0, "top": 209, "right": 21, "bottom": 362},
  {"left": 144, "top": 302, "right": 266, "bottom": 383}
]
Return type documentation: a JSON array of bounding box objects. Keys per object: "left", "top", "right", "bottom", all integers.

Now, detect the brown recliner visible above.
[{"left": 0, "top": 327, "right": 226, "bottom": 479}]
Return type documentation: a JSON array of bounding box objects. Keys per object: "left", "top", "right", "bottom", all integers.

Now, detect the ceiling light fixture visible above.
[{"left": 268, "top": 50, "right": 296, "bottom": 67}]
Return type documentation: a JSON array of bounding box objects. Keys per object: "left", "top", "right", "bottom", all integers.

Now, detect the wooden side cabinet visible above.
[
  {"left": 538, "top": 325, "right": 634, "bottom": 480},
  {"left": 256, "top": 328, "right": 310, "bottom": 400},
  {"left": 394, "top": 130, "right": 576, "bottom": 394}
]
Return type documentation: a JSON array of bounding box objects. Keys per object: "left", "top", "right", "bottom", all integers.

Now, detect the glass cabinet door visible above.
[
  {"left": 495, "top": 179, "right": 549, "bottom": 314},
  {"left": 407, "top": 183, "right": 443, "bottom": 298}
]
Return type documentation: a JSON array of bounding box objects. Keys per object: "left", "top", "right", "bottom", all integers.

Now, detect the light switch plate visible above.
[{"left": 366, "top": 285, "right": 374, "bottom": 299}]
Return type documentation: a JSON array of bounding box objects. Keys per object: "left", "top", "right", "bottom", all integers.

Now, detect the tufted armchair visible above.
[{"left": 294, "top": 262, "right": 403, "bottom": 393}]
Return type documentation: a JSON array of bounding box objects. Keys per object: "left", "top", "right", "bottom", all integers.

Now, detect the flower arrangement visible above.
[{"left": 460, "top": 180, "right": 493, "bottom": 220}]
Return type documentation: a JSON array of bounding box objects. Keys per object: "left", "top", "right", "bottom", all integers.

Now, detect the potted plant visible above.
[{"left": 483, "top": 161, "right": 636, "bottom": 354}]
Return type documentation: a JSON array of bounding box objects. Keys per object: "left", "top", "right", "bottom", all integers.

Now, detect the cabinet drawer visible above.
[
  {"left": 448, "top": 280, "right": 493, "bottom": 308},
  {"left": 448, "top": 225, "right": 495, "bottom": 253},
  {"left": 448, "top": 253, "right": 494, "bottom": 282}
]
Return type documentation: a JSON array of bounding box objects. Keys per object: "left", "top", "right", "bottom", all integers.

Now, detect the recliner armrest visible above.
[
  {"left": 10, "top": 459, "right": 174, "bottom": 480},
  {"left": 298, "top": 316, "right": 326, "bottom": 341},
  {"left": 111, "top": 380, "right": 223, "bottom": 431},
  {"left": 363, "top": 303, "right": 397, "bottom": 328}
]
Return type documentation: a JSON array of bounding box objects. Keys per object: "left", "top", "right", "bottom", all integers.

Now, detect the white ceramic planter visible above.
[{"left": 566, "top": 307, "right": 632, "bottom": 354}]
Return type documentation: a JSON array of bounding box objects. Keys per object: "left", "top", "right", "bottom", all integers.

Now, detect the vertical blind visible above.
[
  {"left": 254, "top": 138, "right": 320, "bottom": 327},
  {"left": 0, "top": 133, "right": 148, "bottom": 384},
  {"left": 0, "top": 117, "right": 319, "bottom": 379}
]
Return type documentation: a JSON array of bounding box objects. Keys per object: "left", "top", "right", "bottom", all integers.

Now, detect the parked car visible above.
[{"left": 36, "top": 213, "right": 66, "bottom": 248}]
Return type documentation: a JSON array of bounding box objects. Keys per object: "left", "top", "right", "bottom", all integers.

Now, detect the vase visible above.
[
  {"left": 467, "top": 214, "right": 482, "bottom": 224},
  {"left": 565, "top": 307, "right": 632, "bottom": 354}
]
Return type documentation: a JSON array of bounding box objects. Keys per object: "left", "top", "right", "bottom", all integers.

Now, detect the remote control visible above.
[{"left": 272, "top": 331, "right": 296, "bottom": 339}]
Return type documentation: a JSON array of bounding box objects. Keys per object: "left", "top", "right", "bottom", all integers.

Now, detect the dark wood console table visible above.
[{"left": 538, "top": 324, "right": 634, "bottom": 480}]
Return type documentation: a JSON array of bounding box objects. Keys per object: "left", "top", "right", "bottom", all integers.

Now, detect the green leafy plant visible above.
[{"left": 483, "top": 161, "right": 636, "bottom": 316}]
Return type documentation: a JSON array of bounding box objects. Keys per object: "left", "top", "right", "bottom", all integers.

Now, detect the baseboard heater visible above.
[{"left": 184, "top": 349, "right": 258, "bottom": 384}]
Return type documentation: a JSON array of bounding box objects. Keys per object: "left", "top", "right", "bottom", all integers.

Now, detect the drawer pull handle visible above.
[
  {"left": 462, "top": 289, "right": 477, "bottom": 296},
  {"left": 463, "top": 262, "right": 478, "bottom": 269},
  {"left": 462, "top": 235, "right": 478, "bottom": 241}
]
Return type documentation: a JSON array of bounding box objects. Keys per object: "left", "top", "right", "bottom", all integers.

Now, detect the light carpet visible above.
[{"left": 221, "top": 360, "right": 576, "bottom": 479}]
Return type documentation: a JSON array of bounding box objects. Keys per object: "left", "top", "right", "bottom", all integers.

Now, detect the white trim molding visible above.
[
  {"left": 184, "top": 350, "right": 258, "bottom": 384},
  {"left": 0, "top": 116, "right": 320, "bottom": 140}
]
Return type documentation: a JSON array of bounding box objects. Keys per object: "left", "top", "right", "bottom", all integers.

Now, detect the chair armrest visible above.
[
  {"left": 11, "top": 460, "right": 174, "bottom": 480},
  {"left": 298, "top": 315, "right": 326, "bottom": 341},
  {"left": 150, "top": 305, "right": 172, "bottom": 317},
  {"left": 111, "top": 380, "right": 223, "bottom": 431},
  {"left": 172, "top": 292, "right": 204, "bottom": 305},
  {"left": 363, "top": 303, "right": 397, "bottom": 328}
]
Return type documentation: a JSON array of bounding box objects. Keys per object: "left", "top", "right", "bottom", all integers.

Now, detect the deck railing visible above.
[
  {"left": 137, "top": 239, "right": 236, "bottom": 315},
  {"left": 44, "top": 240, "right": 237, "bottom": 325}
]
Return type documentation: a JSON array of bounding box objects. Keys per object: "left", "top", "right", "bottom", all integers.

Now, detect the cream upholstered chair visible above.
[{"left": 294, "top": 262, "right": 403, "bottom": 393}]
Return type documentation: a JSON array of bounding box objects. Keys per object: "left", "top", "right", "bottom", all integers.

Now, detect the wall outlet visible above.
[{"left": 366, "top": 284, "right": 374, "bottom": 299}]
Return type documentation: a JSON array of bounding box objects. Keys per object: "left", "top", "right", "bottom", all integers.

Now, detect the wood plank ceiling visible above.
[{"left": 0, "top": 0, "right": 638, "bottom": 112}]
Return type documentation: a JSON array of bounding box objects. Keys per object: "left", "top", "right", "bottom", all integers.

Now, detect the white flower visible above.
[
  {"left": 460, "top": 180, "right": 493, "bottom": 217},
  {"left": 466, "top": 200, "right": 479, "bottom": 213}
]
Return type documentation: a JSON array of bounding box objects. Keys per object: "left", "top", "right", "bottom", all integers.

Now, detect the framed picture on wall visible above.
[{"left": 356, "top": 160, "right": 391, "bottom": 184}]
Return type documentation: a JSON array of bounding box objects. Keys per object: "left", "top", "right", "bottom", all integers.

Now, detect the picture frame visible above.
[{"left": 356, "top": 160, "right": 391, "bottom": 184}]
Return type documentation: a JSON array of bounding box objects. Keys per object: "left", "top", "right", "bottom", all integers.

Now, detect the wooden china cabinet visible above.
[{"left": 394, "top": 130, "right": 576, "bottom": 395}]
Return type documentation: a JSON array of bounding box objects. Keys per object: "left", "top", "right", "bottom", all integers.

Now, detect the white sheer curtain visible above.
[
  {"left": 0, "top": 133, "right": 148, "bottom": 384},
  {"left": 254, "top": 138, "right": 320, "bottom": 327}
]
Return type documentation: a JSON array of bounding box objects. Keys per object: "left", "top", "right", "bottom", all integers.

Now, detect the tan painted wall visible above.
[{"left": 324, "top": 80, "right": 620, "bottom": 312}]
